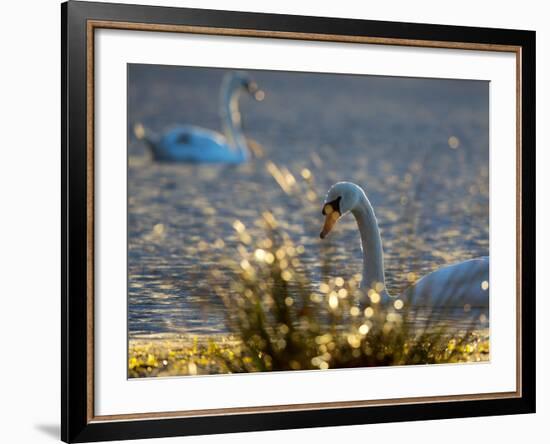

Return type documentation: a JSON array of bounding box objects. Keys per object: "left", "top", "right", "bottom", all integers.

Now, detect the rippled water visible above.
[{"left": 128, "top": 65, "right": 489, "bottom": 338}]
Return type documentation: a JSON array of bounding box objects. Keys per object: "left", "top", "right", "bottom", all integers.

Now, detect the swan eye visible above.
[{"left": 322, "top": 196, "right": 342, "bottom": 215}]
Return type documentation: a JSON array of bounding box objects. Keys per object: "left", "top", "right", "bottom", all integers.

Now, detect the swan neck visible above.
[
  {"left": 351, "top": 194, "right": 388, "bottom": 297},
  {"left": 220, "top": 80, "right": 249, "bottom": 159}
]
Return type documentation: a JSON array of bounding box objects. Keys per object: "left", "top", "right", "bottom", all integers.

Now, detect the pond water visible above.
[{"left": 127, "top": 65, "right": 489, "bottom": 338}]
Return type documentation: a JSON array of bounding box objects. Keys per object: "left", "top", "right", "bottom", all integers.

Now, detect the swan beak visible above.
[{"left": 320, "top": 210, "right": 340, "bottom": 239}]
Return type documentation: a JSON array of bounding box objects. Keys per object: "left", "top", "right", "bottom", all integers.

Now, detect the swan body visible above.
[
  {"left": 146, "top": 125, "right": 238, "bottom": 163},
  {"left": 134, "top": 71, "right": 263, "bottom": 164},
  {"left": 320, "top": 182, "right": 489, "bottom": 309},
  {"left": 403, "top": 257, "right": 489, "bottom": 308}
]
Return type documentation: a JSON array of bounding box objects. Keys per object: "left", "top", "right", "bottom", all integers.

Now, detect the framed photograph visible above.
[{"left": 62, "top": 1, "right": 535, "bottom": 442}]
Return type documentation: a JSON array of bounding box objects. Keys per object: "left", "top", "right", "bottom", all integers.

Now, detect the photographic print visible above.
[
  {"left": 63, "top": 5, "right": 535, "bottom": 440},
  {"left": 127, "top": 64, "right": 490, "bottom": 378}
]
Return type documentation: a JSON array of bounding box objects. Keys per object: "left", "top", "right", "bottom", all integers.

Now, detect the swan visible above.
[
  {"left": 320, "top": 182, "right": 489, "bottom": 309},
  {"left": 134, "top": 71, "right": 264, "bottom": 164}
]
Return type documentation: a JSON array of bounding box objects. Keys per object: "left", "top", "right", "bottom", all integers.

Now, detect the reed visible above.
[{"left": 209, "top": 215, "right": 487, "bottom": 374}]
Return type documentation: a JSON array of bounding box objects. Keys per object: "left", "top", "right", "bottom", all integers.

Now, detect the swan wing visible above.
[
  {"left": 403, "top": 257, "right": 489, "bottom": 309},
  {"left": 153, "top": 125, "right": 244, "bottom": 162},
  {"left": 162, "top": 125, "right": 227, "bottom": 150}
]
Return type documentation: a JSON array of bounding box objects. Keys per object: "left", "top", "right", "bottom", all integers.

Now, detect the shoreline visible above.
[{"left": 128, "top": 329, "right": 490, "bottom": 378}]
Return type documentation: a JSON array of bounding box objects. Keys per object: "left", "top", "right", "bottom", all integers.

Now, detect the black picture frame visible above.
[{"left": 62, "top": 1, "right": 536, "bottom": 442}]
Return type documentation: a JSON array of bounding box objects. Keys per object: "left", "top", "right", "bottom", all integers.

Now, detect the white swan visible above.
[
  {"left": 134, "top": 71, "right": 264, "bottom": 164},
  {"left": 320, "top": 182, "right": 489, "bottom": 309}
]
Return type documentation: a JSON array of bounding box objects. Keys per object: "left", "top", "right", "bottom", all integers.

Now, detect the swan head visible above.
[
  {"left": 320, "top": 182, "right": 363, "bottom": 239},
  {"left": 228, "top": 72, "right": 265, "bottom": 101}
]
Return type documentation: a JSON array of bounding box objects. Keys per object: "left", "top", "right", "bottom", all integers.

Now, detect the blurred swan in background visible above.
[
  {"left": 134, "top": 71, "right": 265, "bottom": 164},
  {"left": 320, "top": 182, "right": 489, "bottom": 309}
]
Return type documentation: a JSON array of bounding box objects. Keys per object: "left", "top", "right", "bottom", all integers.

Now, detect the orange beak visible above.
[{"left": 320, "top": 208, "right": 340, "bottom": 239}]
